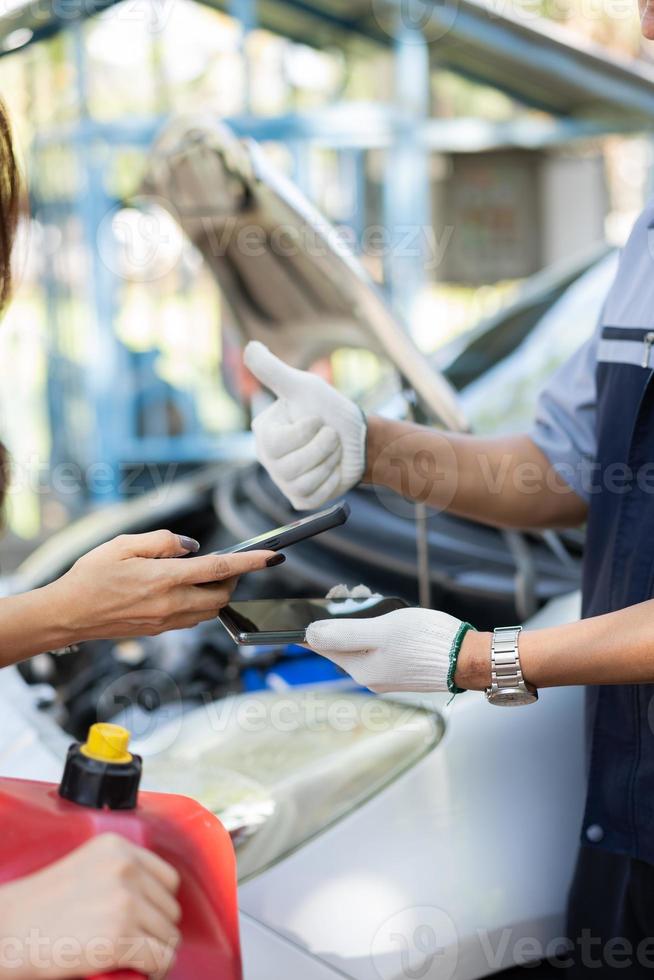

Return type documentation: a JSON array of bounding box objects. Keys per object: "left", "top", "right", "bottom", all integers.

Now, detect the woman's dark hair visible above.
[
  {"left": 0, "top": 100, "right": 19, "bottom": 511},
  {"left": 0, "top": 99, "right": 19, "bottom": 313}
]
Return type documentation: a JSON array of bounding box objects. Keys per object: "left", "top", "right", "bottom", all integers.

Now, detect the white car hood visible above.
[{"left": 144, "top": 116, "right": 467, "bottom": 433}]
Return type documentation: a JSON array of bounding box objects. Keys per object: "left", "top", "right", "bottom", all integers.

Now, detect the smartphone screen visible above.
[{"left": 219, "top": 596, "right": 408, "bottom": 646}]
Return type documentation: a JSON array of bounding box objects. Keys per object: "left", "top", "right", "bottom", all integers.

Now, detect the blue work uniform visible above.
[{"left": 532, "top": 198, "right": 654, "bottom": 972}]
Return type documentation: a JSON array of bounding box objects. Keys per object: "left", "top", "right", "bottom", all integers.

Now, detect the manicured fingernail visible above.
[
  {"left": 178, "top": 535, "right": 200, "bottom": 553},
  {"left": 266, "top": 553, "right": 286, "bottom": 567}
]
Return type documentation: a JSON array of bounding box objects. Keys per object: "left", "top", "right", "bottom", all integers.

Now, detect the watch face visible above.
[{"left": 486, "top": 687, "right": 539, "bottom": 707}]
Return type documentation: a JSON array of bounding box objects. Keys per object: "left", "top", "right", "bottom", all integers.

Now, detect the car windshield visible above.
[
  {"left": 307, "top": 251, "right": 617, "bottom": 435},
  {"left": 461, "top": 251, "right": 618, "bottom": 434}
]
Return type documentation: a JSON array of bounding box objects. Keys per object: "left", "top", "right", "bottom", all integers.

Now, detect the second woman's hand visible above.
[
  {"left": 47, "top": 530, "right": 281, "bottom": 643},
  {"left": 0, "top": 834, "right": 181, "bottom": 980},
  {"left": 0, "top": 530, "right": 284, "bottom": 663}
]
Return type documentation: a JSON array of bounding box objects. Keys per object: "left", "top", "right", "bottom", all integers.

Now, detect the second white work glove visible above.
[
  {"left": 244, "top": 341, "right": 367, "bottom": 511},
  {"left": 306, "top": 607, "right": 475, "bottom": 694}
]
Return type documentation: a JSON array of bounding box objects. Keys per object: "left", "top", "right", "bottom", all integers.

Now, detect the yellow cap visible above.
[{"left": 80, "top": 723, "right": 133, "bottom": 764}]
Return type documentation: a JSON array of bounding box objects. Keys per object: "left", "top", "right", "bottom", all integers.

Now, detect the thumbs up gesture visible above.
[{"left": 244, "top": 341, "right": 367, "bottom": 510}]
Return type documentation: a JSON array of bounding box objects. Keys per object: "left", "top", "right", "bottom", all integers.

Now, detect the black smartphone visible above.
[
  {"left": 214, "top": 502, "right": 350, "bottom": 555},
  {"left": 219, "top": 595, "right": 409, "bottom": 646}
]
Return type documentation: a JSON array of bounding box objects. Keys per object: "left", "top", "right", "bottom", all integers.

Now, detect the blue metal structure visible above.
[{"left": 5, "top": 0, "right": 654, "bottom": 119}]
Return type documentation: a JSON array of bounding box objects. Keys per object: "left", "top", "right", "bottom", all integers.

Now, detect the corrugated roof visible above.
[{"left": 2, "top": 0, "right": 654, "bottom": 123}]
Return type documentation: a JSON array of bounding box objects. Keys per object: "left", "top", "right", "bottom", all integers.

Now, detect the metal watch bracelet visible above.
[{"left": 485, "top": 625, "right": 538, "bottom": 706}]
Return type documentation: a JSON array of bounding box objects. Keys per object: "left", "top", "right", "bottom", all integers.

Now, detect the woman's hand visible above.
[
  {"left": 0, "top": 834, "right": 181, "bottom": 979},
  {"left": 0, "top": 531, "right": 284, "bottom": 666},
  {"left": 306, "top": 607, "right": 477, "bottom": 694},
  {"left": 45, "top": 530, "right": 279, "bottom": 644}
]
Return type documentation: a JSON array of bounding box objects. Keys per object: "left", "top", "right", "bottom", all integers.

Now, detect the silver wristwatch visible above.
[{"left": 485, "top": 626, "right": 538, "bottom": 706}]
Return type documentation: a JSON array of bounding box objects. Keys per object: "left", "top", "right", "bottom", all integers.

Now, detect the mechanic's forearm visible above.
[
  {"left": 456, "top": 599, "right": 654, "bottom": 691},
  {"left": 364, "top": 416, "right": 587, "bottom": 529},
  {"left": 0, "top": 586, "right": 71, "bottom": 667}
]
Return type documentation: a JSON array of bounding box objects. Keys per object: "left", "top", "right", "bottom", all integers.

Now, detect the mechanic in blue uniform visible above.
[{"left": 243, "top": 6, "right": 654, "bottom": 967}]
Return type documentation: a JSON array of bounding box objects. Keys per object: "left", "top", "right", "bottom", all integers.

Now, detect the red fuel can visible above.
[{"left": 0, "top": 723, "right": 242, "bottom": 980}]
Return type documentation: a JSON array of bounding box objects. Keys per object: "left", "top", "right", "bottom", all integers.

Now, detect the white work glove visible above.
[
  {"left": 244, "top": 341, "right": 367, "bottom": 510},
  {"left": 306, "top": 607, "right": 475, "bottom": 694}
]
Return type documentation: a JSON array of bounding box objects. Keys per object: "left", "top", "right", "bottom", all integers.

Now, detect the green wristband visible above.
[{"left": 447, "top": 621, "right": 477, "bottom": 696}]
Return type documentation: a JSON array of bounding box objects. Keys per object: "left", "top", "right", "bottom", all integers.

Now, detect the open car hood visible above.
[{"left": 143, "top": 116, "right": 467, "bottom": 433}]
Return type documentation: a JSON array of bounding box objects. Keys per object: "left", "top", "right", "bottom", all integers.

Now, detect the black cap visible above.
[{"left": 59, "top": 726, "right": 142, "bottom": 810}]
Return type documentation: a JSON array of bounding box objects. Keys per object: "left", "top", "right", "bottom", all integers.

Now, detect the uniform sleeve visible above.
[{"left": 530, "top": 324, "right": 600, "bottom": 503}]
